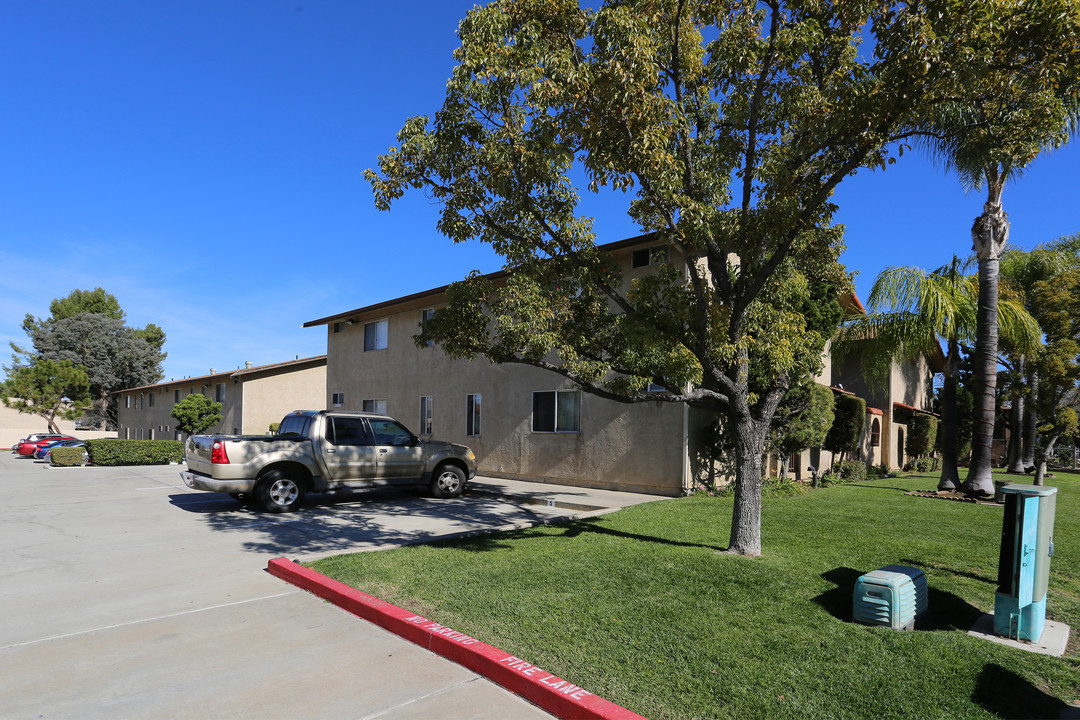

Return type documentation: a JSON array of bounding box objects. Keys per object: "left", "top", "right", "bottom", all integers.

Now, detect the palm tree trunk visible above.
[
  {"left": 1022, "top": 368, "right": 1038, "bottom": 471},
  {"left": 938, "top": 337, "right": 962, "bottom": 490},
  {"left": 963, "top": 173, "right": 1010, "bottom": 496},
  {"left": 1006, "top": 355, "right": 1025, "bottom": 473}
]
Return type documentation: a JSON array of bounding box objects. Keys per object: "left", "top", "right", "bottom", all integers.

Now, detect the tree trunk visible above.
[
  {"left": 728, "top": 416, "right": 767, "bottom": 557},
  {"left": 1022, "top": 368, "right": 1038, "bottom": 472},
  {"left": 1032, "top": 433, "right": 1060, "bottom": 486},
  {"left": 964, "top": 189, "right": 1009, "bottom": 496},
  {"left": 1006, "top": 355, "right": 1025, "bottom": 473},
  {"left": 938, "top": 338, "right": 962, "bottom": 490}
]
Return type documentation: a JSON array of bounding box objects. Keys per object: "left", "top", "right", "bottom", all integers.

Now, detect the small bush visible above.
[
  {"left": 838, "top": 459, "right": 867, "bottom": 482},
  {"left": 914, "top": 457, "right": 939, "bottom": 473},
  {"left": 762, "top": 476, "right": 811, "bottom": 498},
  {"left": 86, "top": 439, "right": 184, "bottom": 466},
  {"left": 51, "top": 447, "right": 87, "bottom": 467}
]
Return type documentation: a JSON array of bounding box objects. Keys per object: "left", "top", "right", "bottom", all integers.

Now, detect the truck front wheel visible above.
[
  {"left": 430, "top": 464, "right": 466, "bottom": 499},
  {"left": 256, "top": 470, "right": 305, "bottom": 513}
]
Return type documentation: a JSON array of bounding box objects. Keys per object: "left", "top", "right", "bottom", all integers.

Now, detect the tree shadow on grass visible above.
[
  {"left": 439, "top": 517, "right": 729, "bottom": 554},
  {"left": 815, "top": 566, "right": 983, "bottom": 631},
  {"left": 973, "top": 663, "right": 1076, "bottom": 719}
]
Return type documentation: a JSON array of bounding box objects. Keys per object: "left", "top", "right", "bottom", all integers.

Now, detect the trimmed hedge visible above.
[
  {"left": 51, "top": 446, "right": 87, "bottom": 467},
  {"left": 85, "top": 439, "right": 184, "bottom": 466}
]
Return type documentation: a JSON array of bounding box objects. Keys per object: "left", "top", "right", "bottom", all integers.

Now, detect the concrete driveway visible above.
[{"left": 0, "top": 452, "right": 580, "bottom": 719}]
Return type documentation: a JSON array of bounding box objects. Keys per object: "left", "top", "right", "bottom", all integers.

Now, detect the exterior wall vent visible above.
[{"left": 853, "top": 565, "right": 928, "bottom": 631}]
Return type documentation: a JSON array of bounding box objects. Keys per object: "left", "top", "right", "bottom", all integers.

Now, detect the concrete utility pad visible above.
[{"left": 967, "top": 613, "right": 1072, "bottom": 657}]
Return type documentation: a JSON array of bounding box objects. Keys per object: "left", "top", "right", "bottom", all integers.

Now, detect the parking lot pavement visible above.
[{"left": 0, "top": 453, "right": 558, "bottom": 719}]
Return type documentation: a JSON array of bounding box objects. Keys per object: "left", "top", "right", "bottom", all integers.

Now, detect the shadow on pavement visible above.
[{"left": 168, "top": 488, "right": 568, "bottom": 557}]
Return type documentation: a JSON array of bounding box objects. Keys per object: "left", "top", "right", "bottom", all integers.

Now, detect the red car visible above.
[{"left": 16, "top": 435, "right": 77, "bottom": 457}]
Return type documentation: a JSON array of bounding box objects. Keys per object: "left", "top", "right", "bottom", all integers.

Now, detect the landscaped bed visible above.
[{"left": 310, "top": 471, "right": 1080, "bottom": 720}]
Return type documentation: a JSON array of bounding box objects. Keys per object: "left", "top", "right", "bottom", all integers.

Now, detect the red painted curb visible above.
[{"left": 268, "top": 558, "right": 647, "bottom": 720}]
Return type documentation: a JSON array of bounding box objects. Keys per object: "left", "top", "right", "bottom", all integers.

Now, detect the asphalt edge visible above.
[{"left": 267, "top": 558, "right": 646, "bottom": 720}]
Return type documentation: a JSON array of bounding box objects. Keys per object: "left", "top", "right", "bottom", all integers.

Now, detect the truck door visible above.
[
  {"left": 367, "top": 418, "right": 426, "bottom": 480},
  {"left": 323, "top": 415, "right": 379, "bottom": 483}
]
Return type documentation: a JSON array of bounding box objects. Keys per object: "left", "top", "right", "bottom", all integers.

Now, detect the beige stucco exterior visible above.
[
  {"left": 1, "top": 403, "right": 114, "bottom": 449},
  {"left": 310, "top": 236, "right": 694, "bottom": 496},
  {"left": 115, "top": 356, "right": 327, "bottom": 441}
]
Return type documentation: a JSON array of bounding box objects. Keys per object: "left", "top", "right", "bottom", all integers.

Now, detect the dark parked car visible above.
[{"left": 34, "top": 439, "right": 85, "bottom": 460}]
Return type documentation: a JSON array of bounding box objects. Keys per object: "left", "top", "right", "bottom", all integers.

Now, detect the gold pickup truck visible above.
[{"left": 180, "top": 410, "right": 476, "bottom": 513}]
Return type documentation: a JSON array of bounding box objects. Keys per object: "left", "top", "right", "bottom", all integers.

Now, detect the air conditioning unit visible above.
[{"left": 852, "top": 565, "right": 928, "bottom": 631}]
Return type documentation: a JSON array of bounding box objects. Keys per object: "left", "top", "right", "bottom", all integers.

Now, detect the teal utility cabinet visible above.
[{"left": 994, "top": 484, "right": 1057, "bottom": 642}]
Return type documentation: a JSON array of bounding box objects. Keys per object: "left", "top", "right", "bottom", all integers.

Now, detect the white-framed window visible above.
[
  {"left": 419, "top": 396, "right": 433, "bottom": 435},
  {"left": 466, "top": 393, "right": 481, "bottom": 436},
  {"left": 631, "top": 244, "right": 669, "bottom": 269},
  {"left": 215, "top": 383, "right": 226, "bottom": 402},
  {"left": 333, "top": 321, "right": 347, "bottom": 333},
  {"left": 420, "top": 308, "right": 435, "bottom": 347},
  {"left": 362, "top": 398, "right": 387, "bottom": 415},
  {"left": 364, "top": 319, "right": 388, "bottom": 351},
  {"left": 331, "top": 392, "right": 345, "bottom": 408},
  {"left": 532, "top": 390, "right": 581, "bottom": 433}
]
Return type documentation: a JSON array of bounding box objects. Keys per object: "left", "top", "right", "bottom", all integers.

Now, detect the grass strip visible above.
[{"left": 311, "top": 471, "right": 1080, "bottom": 720}]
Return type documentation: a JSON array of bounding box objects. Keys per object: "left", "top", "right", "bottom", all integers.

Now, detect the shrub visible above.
[
  {"left": 86, "top": 439, "right": 184, "bottom": 466},
  {"left": 823, "top": 394, "right": 866, "bottom": 460},
  {"left": 762, "top": 476, "right": 811, "bottom": 498},
  {"left": 915, "top": 457, "right": 938, "bottom": 473},
  {"left": 838, "top": 459, "right": 867, "bottom": 482},
  {"left": 906, "top": 414, "right": 939, "bottom": 462},
  {"left": 50, "top": 446, "right": 86, "bottom": 466}
]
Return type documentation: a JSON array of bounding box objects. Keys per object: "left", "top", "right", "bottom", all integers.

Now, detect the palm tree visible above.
[
  {"left": 910, "top": 0, "right": 1080, "bottom": 493},
  {"left": 835, "top": 259, "right": 1040, "bottom": 491}
]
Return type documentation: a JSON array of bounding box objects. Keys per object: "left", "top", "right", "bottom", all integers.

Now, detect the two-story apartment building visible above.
[
  {"left": 115, "top": 355, "right": 327, "bottom": 441},
  {"left": 303, "top": 234, "right": 940, "bottom": 495}
]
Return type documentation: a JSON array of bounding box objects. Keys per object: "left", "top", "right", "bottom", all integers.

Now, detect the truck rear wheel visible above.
[
  {"left": 430, "top": 463, "right": 465, "bottom": 499},
  {"left": 256, "top": 470, "right": 305, "bottom": 513}
]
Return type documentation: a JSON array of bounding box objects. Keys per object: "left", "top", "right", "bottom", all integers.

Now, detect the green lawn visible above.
[{"left": 310, "top": 472, "right": 1080, "bottom": 719}]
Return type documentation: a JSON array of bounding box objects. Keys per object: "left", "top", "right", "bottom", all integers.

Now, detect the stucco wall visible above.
[
  {"left": 1, "top": 403, "right": 114, "bottom": 449},
  {"left": 325, "top": 308, "right": 687, "bottom": 496}
]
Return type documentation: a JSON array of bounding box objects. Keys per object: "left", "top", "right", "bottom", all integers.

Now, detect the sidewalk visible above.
[{"left": 466, "top": 475, "right": 667, "bottom": 514}]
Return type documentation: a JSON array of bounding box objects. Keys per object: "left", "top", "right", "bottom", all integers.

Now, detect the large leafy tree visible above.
[
  {"left": 998, "top": 235, "right": 1080, "bottom": 472},
  {"left": 1, "top": 359, "right": 92, "bottom": 434},
  {"left": 834, "top": 259, "right": 1039, "bottom": 490},
  {"left": 8, "top": 289, "right": 166, "bottom": 430},
  {"left": 367, "top": 0, "right": 1079, "bottom": 555},
  {"left": 1026, "top": 268, "right": 1080, "bottom": 484},
  {"left": 916, "top": 5, "right": 1080, "bottom": 495}
]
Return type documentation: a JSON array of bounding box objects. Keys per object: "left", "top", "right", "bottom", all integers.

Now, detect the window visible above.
[
  {"left": 362, "top": 398, "right": 387, "bottom": 414},
  {"left": 148, "top": 428, "right": 155, "bottom": 440},
  {"left": 327, "top": 415, "right": 372, "bottom": 446},
  {"left": 149, "top": 393, "right": 155, "bottom": 407},
  {"left": 174, "top": 389, "right": 180, "bottom": 403},
  {"left": 331, "top": 392, "right": 345, "bottom": 407},
  {"left": 631, "top": 244, "right": 669, "bottom": 269},
  {"left": 333, "top": 321, "right": 347, "bottom": 333},
  {"left": 870, "top": 418, "right": 881, "bottom": 447},
  {"left": 419, "top": 396, "right": 433, "bottom": 435},
  {"left": 125, "top": 396, "right": 131, "bottom": 409},
  {"left": 278, "top": 414, "right": 312, "bottom": 437},
  {"left": 466, "top": 393, "right": 481, "bottom": 436},
  {"left": 364, "top": 319, "right": 388, "bottom": 351},
  {"left": 369, "top": 418, "right": 417, "bottom": 446},
  {"left": 532, "top": 390, "right": 580, "bottom": 433},
  {"left": 215, "top": 383, "right": 226, "bottom": 403},
  {"left": 420, "top": 308, "right": 435, "bottom": 347}
]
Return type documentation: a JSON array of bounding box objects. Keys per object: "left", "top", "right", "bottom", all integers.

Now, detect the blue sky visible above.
[{"left": 2, "top": 1, "right": 1077, "bottom": 383}]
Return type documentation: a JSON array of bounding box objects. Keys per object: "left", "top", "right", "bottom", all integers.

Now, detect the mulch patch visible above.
[{"left": 904, "top": 490, "right": 1002, "bottom": 506}]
